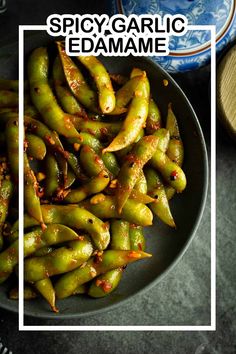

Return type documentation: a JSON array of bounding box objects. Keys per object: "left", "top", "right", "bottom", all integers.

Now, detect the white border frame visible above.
[{"left": 18, "top": 24, "right": 216, "bottom": 331}]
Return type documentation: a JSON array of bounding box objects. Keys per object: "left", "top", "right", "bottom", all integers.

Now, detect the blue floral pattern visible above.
[{"left": 109, "top": 0, "right": 236, "bottom": 72}]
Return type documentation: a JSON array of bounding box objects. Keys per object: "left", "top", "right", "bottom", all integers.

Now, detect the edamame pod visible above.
[
  {"left": 22, "top": 205, "right": 110, "bottom": 251},
  {"left": 145, "top": 168, "right": 175, "bottom": 227},
  {"left": 69, "top": 134, "right": 120, "bottom": 176},
  {"left": 80, "top": 145, "right": 108, "bottom": 177},
  {"left": 55, "top": 250, "right": 151, "bottom": 299},
  {"left": 53, "top": 56, "right": 86, "bottom": 117},
  {"left": 57, "top": 44, "right": 97, "bottom": 111},
  {"left": 44, "top": 153, "right": 60, "bottom": 198},
  {"left": 166, "top": 103, "right": 184, "bottom": 166},
  {"left": 150, "top": 149, "right": 187, "bottom": 192},
  {"left": 79, "top": 195, "right": 153, "bottom": 226},
  {"left": 24, "top": 115, "right": 68, "bottom": 180},
  {"left": 116, "top": 135, "right": 160, "bottom": 213},
  {"left": 78, "top": 56, "right": 115, "bottom": 114},
  {"left": 65, "top": 170, "right": 110, "bottom": 203},
  {"left": 26, "top": 133, "right": 46, "bottom": 160},
  {"left": 109, "top": 75, "right": 142, "bottom": 115},
  {"left": 70, "top": 116, "right": 122, "bottom": 140},
  {"left": 103, "top": 72, "right": 150, "bottom": 153},
  {"left": 24, "top": 153, "right": 45, "bottom": 228},
  {"left": 24, "top": 237, "right": 93, "bottom": 282},
  {"left": 146, "top": 98, "right": 162, "bottom": 134},
  {"left": 0, "top": 162, "right": 13, "bottom": 251},
  {"left": 0, "top": 224, "right": 81, "bottom": 283},
  {"left": 28, "top": 47, "right": 80, "bottom": 138},
  {"left": 34, "top": 278, "right": 58, "bottom": 313}
]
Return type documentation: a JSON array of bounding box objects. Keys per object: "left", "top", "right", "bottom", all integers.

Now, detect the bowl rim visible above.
[{"left": 0, "top": 40, "right": 208, "bottom": 320}]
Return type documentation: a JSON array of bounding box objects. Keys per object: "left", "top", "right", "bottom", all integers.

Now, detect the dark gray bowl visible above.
[{"left": 0, "top": 31, "right": 208, "bottom": 319}]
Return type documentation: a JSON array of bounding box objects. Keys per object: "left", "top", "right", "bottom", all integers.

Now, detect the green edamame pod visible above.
[
  {"left": 145, "top": 168, "right": 175, "bottom": 228},
  {"left": 166, "top": 103, "right": 184, "bottom": 166},
  {"left": 109, "top": 75, "right": 142, "bottom": 115},
  {"left": 0, "top": 224, "right": 81, "bottom": 283},
  {"left": 34, "top": 278, "right": 58, "bottom": 313},
  {"left": 129, "top": 224, "right": 146, "bottom": 251},
  {"left": 78, "top": 56, "right": 115, "bottom": 114},
  {"left": 24, "top": 115, "right": 68, "bottom": 180},
  {"left": 26, "top": 133, "right": 46, "bottom": 160},
  {"left": 146, "top": 98, "right": 162, "bottom": 134},
  {"left": 57, "top": 44, "right": 97, "bottom": 111},
  {"left": 55, "top": 249, "right": 151, "bottom": 299},
  {"left": 150, "top": 149, "right": 187, "bottom": 193},
  {"left": 44, "top": 153, "right": 60, "bottom": 198},
  {"left": 80, "top": 145, "right": 108, "bottom": 177},
  {"left": 110, "top": 220, "right": 130, "bottom": 250},
  {"left": 53, "top": 56, "right": 86, "bottom": 117},
  {"left": 79, "top": 195, "right": 153, "bottom": 226},
  {"left": 69, "top": 133, "right": 120, "bottom": 176},
  {"left": 24, "top": 153, "right": 45, "bottom": 228},
  {"left": 88, "top": 268, "right": 123, "bottom": 298},
  {"left": 103, "top": 72, "right": 150, "bottom": 153},
  {"left": 6, "top": 116, "right": 19, "bottom": 182},
  {"left": 0, "top": 90, "right": 18, "bottom": 107},
  {"left": 28, "top": 47, "right": 80, "bottom": 138},
  {"left": 70, "top": 116, "right": 122, "bottom": 140},
  {"left": 21, "top": 205, "right": 110, "bottom": 251},
  {"left": 9, "top": 286, "right": 37, "bottom": 300},
  {"left": 116, "top": 135, "right": 160, "bottom": 213},
  {"left": 0, "top": 163, "right": 13, "bottom": 251},
  {"left": 24, "top": 237, "right": 93, "bottom": 282},
  {"left": 24, "top": 224, "right": 81, "bottom": 257},
  {"left": 64, "top": 170, "right": 110, "bottom": 203}
]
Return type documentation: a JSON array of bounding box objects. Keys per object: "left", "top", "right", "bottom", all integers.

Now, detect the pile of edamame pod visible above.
[{"left": 0, "top": 42, "right": 186, "bottom": 313}]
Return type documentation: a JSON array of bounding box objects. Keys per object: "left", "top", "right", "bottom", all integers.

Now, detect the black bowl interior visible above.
[{"left": 0, "top": 31, "right": 208, "bottom": 319}]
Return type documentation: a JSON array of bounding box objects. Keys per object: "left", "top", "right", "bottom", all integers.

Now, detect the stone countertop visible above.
[{"left": 0, "top": 1, "right": 235, "bottom": 353}]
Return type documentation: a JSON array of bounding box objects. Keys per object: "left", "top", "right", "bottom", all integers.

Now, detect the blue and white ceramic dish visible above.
[{"left": 108, "top": 0, "right": 236, "bottom": 72}]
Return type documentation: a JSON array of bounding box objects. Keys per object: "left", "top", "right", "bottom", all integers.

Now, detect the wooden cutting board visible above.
[{"left": 217, "top": 44, "right": 236, "bottom": 141}]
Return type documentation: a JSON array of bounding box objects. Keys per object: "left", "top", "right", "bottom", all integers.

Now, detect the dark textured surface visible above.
[{"left": 0, "top": 1, "right": 235, "bottom": 353}]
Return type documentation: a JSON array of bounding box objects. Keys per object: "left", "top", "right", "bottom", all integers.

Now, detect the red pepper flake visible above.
[
  {"left": 138, "top": 242, "right": 143, "bottom": 251},
  {"left": 95, "top": 279, "right": 112, "bottom": 293},
  {"left": 170, "top": 170, "right": 178, "bottom": 181},
  {"left": 128, "top": 251, "right": 141, "bottom": 259}
]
